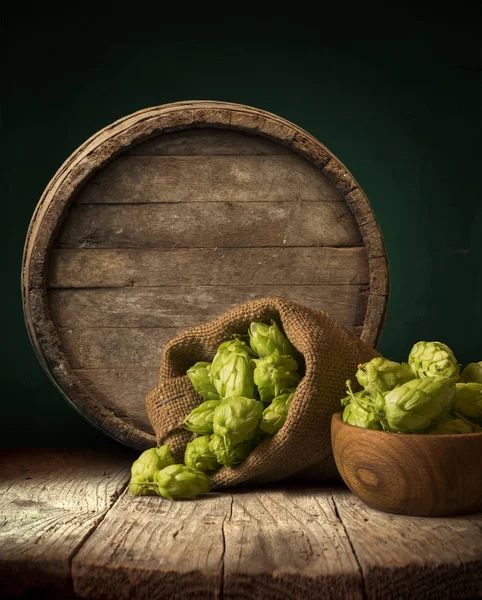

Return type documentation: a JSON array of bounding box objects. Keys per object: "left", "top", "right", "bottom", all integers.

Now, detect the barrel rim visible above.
[{"left": 22, "top": 100, "right": 389, "bottom": 450}]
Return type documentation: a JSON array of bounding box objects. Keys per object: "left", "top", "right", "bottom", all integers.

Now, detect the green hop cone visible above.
[
  {"left": 341, "top": 381, "right": 383, "bottom": 430},
  {"left": 213, "top": 396, "right": 264, "bottom": 444},
  {"left": 153, "top": 464, "right": 210, "bottom": 501},
  {"left": 459, "top": 362, "right": 482, "bottom": 384},
  {"left": 248, "top": 320, "right": 295, "bottom": 358},
  {"left": 260, "top": 390, "right": 295, "bottom": 435},
  {"left": 129, "top": 445, "right": 175, "bottom": 496},
  {"left": 408, "top": 341, "right": 459, "bottom": 379},
  {"left": 342, "top": 402, "right": 383, "bottom": 430},
  {"left": 211, "top": 338, "right": 255, "bottom": 399},
  {"left": 187, "top": 362, "right": 219, "bottom": 401},
  {"left": 209, "top": 434, "right": 253, "bottom": 467},
  {"left": 453, "top": 382, "right": 482, "bottom": 421},
  {"left": 183, "top": 400, "right": 220, "bottom": 435},
  {"left": 184, "top": 435, "right": 220, "bottom": 473},
  {"left": 383, "top": 377, "right": 456, "bottom": 433},
  {"left": 427, "top": 415, "right": 474, "bottom": 435},
  {"left": 356, "top": 357, "right": 414, "bottom": 394},
  {"left": 253, "top": 349, "right": 301, "bottom": 404}
]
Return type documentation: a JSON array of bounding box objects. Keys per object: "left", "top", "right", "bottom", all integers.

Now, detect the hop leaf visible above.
[
  {"left": 154, "top": 464, "right": 210, "bottom": 501},
  {"left": 213, "top": 396, "right": 264, "bottom": 444},
  {"left": 184, "top": 436, "right": 220, "bottom": 473},
  {"left": 356, "top": 357, "right": 413, "bottom": 394},
  {"left": 408, "top": 341, "right": 459, "bottom": 379},
  {"left": 383, "top": 377, "right": 456, "bottom": 432},
  {"left": 453, "top": 383, "right": 482, "bottom": 421},
  {"left": 129, "top": 445, "right": 175, "bottom": 496},
  {"left": 249, "top": 320, "right": 295, "bottom": 358},
  {"left": 211, "top": 339, "right": 255, "bottom": 399},
  {"left": 183, "top": 400, "right": 220, "bottom": 435},
  {"left": 260, "top": 390, "right": 295, "bottom": 435},
  {"left": 459, "top": 362, "right": 482, "bottom": 384},
  {"left": 209, "top": 434, "right": 253, "bottom": 467},
  {"left": 253, "top": 349, "right": 300, "bottom": 404},
  {"left": 187, "top": 362, "right": 219, "bottom": 401}
]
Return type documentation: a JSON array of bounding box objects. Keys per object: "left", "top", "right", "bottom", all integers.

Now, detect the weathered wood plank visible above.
[
  {"left": 61, "top": 325, "right": 362, "bottom": 369},
  {"left": 127, "top": 128, "right": 293, "bottom": 156},
  {"left": 72, "top": 488, "right": 362, "bottom": 600},
  {"left": 49, "top": 247, "right": 369, "bottom": 288},
  {"left": 72, "top": 490, "right": 231, "bottom": 599},
  {"left": 77, "top": 156, "right": 340, "bottom": 205},
  {"left": 0, "top": 449, "right": 131, "bottom": 598},
  {"left": 74, "top": 368, "right": 158, "bottom": 435},
  {"left": 334, "top": 490, "right": 482, "bottom": 600},
  {"left": 49, "top": 286, "right": 368, "bottom": 328},
  {"left": 223, "top": 489, "right": 362, "bottom": 600},
  {"left": 57, "top": 202, "right": 363, "bottom": 249},
  {"left": 59, "top": 327, "right": 178, "bottom": 369}
]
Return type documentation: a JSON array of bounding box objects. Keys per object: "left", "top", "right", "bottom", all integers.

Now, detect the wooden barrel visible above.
[{"left": 22, "top": 101, "right": 389, "bottom": 450}]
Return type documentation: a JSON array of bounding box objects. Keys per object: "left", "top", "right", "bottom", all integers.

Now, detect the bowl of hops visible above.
[{"left": 331, "top": 342, "right": 482, "bottom": 517}]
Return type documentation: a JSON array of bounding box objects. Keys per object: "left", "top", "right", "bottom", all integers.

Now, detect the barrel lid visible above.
[{"left": 22, "top": 101, "right": 388, "bottom": 450}]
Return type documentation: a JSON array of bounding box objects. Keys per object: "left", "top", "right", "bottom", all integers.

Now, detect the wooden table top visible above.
[{"left": 1, "top": 449, "right": 481, "bottom": 600}]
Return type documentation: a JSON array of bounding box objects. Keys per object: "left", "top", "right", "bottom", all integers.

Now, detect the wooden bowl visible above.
[{"left": 331, "top": 412, "right": 482, "bottom": 517}]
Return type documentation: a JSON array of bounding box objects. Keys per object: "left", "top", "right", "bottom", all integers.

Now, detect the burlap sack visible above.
[{"left": 146, "top": 297, "right": 379, "bottom": 489}]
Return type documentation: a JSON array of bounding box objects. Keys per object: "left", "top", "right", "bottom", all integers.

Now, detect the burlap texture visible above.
[{"left": 146, "top": 297, "right": 379, "bottom": 489}]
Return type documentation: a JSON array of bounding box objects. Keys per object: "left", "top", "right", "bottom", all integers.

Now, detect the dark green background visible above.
[{"left": 1, "top": 11, "right": 480, "bottom": 448}]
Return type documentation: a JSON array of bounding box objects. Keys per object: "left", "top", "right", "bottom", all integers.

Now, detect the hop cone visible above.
[
  {"left": 249, "top": 320, "right": 295, "bottom": 358},
  {"left": 183, "top": 400, "right": 220, "bottom": 435},
  {"left": 342, "top": 402, "right": 383, "bottom": 430},
  {"left": 213, "top": 396, "right": 263, "bottom": 444},
  {"left": 187, "top": 362, "right": 219, "bottom": 401},
  {"left": 253, "top": 349, "right": 301, "bottom": 404},
  {"left": 408, "top": 341, "right": 459, "bottom": 379},
  {"left": 428, "top": 416, "right": 474, "bottom": 435},
  {"left": 383, "top": 377, "right": 456, "bottom": 432},
  {"left": 129, "top": 445, "right": 175, "bottom": 496},
  {"left": 340, "top": 382, "right": 383, "bottom": 430},
  {"left": 260, "top": 390, "right": 295, "bottom": 435},
  {"left": 211, "top": 338, "right": 255, "bottom": 399},
  {"left": 459, "top": 362, "right": 482, "bottom": 384},
  {"left": 356, "top": 357, "right": 413, "bottom": 394},
  {"left": 209, "top": 434, "right": 253, "bottom": 467},
  {"left": 184, "top": 435, "right": 220, "bottom": 473},
  {"left": 153, "top": 464, "right": 210, "bottom": 501},
  {"left": 453, "top": 383, "right": 482, "bottom": 421}
]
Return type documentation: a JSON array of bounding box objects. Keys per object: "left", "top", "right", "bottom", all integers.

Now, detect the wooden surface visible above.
[
  {"left": 0, "top": 449, "right": 131, "bottom": 598},
  {"left": 22, "top": 101, "right": 389, "bottom": 451},
  {"left": 331, "top": 412, "right": 482, "bottom": 517},
  {"left": 1, "top": 450, "right": 481, "bottom": 600}
]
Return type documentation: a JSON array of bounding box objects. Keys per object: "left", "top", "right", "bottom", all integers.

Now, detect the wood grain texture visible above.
[
  {"left": 331, "top": 413, "right": 482, "bottom": 517},
  {"left": 74, "top": 369, "right": 158, "bottom": 435},
  {"left": 72, "top": 490, "right": 231, "bottom": 599},
  {"left": 333, "top": 490, "right": 482, "bottom": 600},
  {"left": 57, "top": 202, "right": 363, "bottom": 249},
  {"left": 49, "top": 247, "right": 369, "bottom": 288},
  {"left": 127, "top": 127, "right": 293, "bottom": 155},
  {"left": 49, "top": 285, "right": 368, "bottom": 328},
  {"left": 59, "top": 327, "right": 179, "bottom": 368},
  {"left": 72, "top": 488, "right": 362, "bottom": 600},
  {"left": 222, "top": 489, "right": 362, "bottom": 600},
  {"left": 77, "top": 155, "right": 341, "bottom": 204},
  {"left": 0, "top": 449, "right": 131, "bottom": 597}
]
